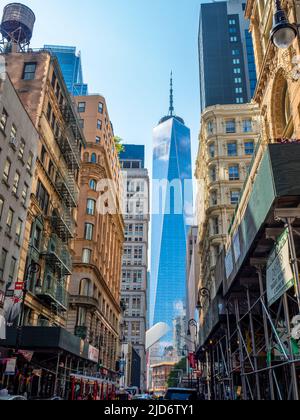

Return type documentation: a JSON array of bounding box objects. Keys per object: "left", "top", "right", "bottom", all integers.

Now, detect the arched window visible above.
[
  {"left": 91, "top": 153, "right": 97, "bottom": 163},
  {"left": 89, "top": 179, "right": 97, "bottom": 191},
  {"left": 80, "top": 278, "right": 92, "bottom": 297},
  {"left": 83, "top": 152, "right": 89, "bottom": 163},
  {"left": 283, "top": 81, "right": 291, "bottom": 128}
]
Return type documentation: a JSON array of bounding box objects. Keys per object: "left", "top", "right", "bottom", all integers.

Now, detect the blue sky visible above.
[{"left": 0, "top": 0, "right": 214, "bottom": 174}]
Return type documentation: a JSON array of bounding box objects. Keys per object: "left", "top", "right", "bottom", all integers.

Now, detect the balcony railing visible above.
[
  {"left": 51, "top": 207, "right": 75, "bottom": 243},
  {"left": 55, "top": 173, "right": 78, "bottom": 208},
  {"left": 55, "top": 134, "right": 81, "bottom": 170},
  {"left": 41, "top": 234, "right": 72, "bottom": 276},
  {"left": 36, "top": 276, "right": 69, "bottom": 312}
]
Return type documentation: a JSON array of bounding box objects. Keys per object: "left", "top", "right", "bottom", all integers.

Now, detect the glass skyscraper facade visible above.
[
  {"left": 44, "top": 45, "right": 88, "bottom": 96},
  {"left": 198, "top": 0, "right": 257, "bottom": 111},
  {"left": 150, "top": 82, "right": 193, "bottom": 356}
]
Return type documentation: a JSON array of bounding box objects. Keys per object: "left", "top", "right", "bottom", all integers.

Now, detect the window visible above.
[
  {"left": 233, "top": 68, "right": 241, "bottom": 74},
  {"left": 236, "top": 97, "right": 244, "bottom": 104},
  {"left": 12, "top": 171, "right": 20, "bottom": 194},
  {"left": 16, "top": 219, "right": 23, "bottom": 243},
  {"left": 235, "top": 87, "right": 243, "bottom": 93},
  {"left": 207, "top": 120, "right": 214, "bottom": 135},
  {"left": 89, "top": 179, "right": 97, "bottom": 191},
  {"left": 21, "top": 184, "right": 28, "bottom": 206},
  {"left": 84, "top": 223, "right": 94, "bottom": 241},
  {"left": 233, "top": 59, "right": 240, "bottom": 65},
  {"left": 0, "top": 108, "right": 8, "bottom": 132},
  {"left": 27, "top": 152, "right": 34, "bottom": 172},
  {"left": 82, "top": 249, "right": 92, "bottom": 264},
  {"left": 96, "top": 136, "right": 101, "bottom": 144},
  {"left": 10, "top": 124, "right": 17, "bottom": 145},
  {"left": 46, "top": 103, "right": 52, "bottom": 121},
  {"left": 36, "top": 181, "right": 49, "bottom": 214},
  {"left": 19, "top": 139, "right": 25, "bottom": 160},
  {"left": 209, "top": 143, "right": 215, "bottom": 158},
  {"left": 229, "top": 165, "right": 240, "bottom": 181},
  {"left": 226, "top": 120, "right": 236, "bottom": 134},
  {"left": 97, "top": 120, "right": 102, "bottom": 130},
  {"left": 210, "top": 166, "right": 217, "bottom": 182},
  {"left": 243, "top": 119, "right": 252, "bottom": 133},
  {"left": 227, "top": 142, "right": 237, "bottom": 156},
  {"left": 245, "top": 141, "right": 254, "bottom": 155},
  {"left": 22, "top": 63, "right": 37, "bottom": 80},
  {"left": 51, "top": 72, "right": 57, "bottom": 89},
  {"left": 8, "top": 257, "right": 17, "bottom": 283},
  {"left": 232, "top": 49, "right": 240, "bottom": 56},
  {"left": 0, "top": 249, "right": 7, "bottom": 280},
  {"left": 6, "top": 208, "right": 14, "bottom": 234},
  {"left": 86, "top": 199, "right": 96, "bottom": 215},
  {"left": 211, "top": 191, "right": 218, "bottom": 206},
  {"left": 3, "top": 159, "right": 11, "bottom": 183},
  {"left": 78, "top": 102, "right": 86, "bottom": 113},
  {"left": 91, "top": 153, "right": 97, "bottom": 163},
  {"left": 0, "top": 197, "right": 3, "bottom": 220},
  {"left": 79, "top": 119, "right": 84, "bottom": 129},
  {"left": 212, "top": 217, "right": 219, "bottom": 235},
  {"left": 230, "top": 36, "right": 238, "bottom": 42},
  {"left": 40, "top": 145, "right": 47, "bottom": 165},
  {"left": 230, "top": 190, "right": 240, "bottom": 205},
  {"left": 33, "top": 226, "right": 42, "bottom": 249},
  {"left": 98, "top": 102, "right": 104, "bottom": 114},
  {"left": 229, "top": 19, "right": 236, "bottom": 25},
  {"left": 234, "top": 78, "right": 242, "bottom": 84}
]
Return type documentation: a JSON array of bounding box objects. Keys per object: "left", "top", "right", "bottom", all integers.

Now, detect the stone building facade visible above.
[
  {"left": 195, "top": 103, "right": 260, "bottom": 313},
  {"left": 66, "top": 95, "right": 124, "bottom": 373}
]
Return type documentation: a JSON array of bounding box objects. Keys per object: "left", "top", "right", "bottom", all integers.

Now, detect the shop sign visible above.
[
  {"left": 88, "top": 345, "right": 99, "bottom": 363},
  {"left": 5, "top": 358, "right": 16, "bottom": 376},
  {"left": 267, "top": 229, "right": 294, "bottom": 306}
]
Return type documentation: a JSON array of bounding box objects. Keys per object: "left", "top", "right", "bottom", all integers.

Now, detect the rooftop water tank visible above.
[{"left": 0, "top": 3, "right": 35, "bottom": 44}]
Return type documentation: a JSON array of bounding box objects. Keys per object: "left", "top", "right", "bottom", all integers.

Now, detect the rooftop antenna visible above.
[{"left": 169, "top": 71, "right": 174, "bottom": 116}]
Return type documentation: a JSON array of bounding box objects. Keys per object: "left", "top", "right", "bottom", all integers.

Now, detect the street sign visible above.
[
  {"left": 15, "top": 282, "right": 24, "bottom": 291},
  {"left": 267, "top": 229, "right": 295, "bottom": 306}
]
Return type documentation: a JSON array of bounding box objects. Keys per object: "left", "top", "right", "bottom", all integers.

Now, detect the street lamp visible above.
[
  {"left": 271, "top": 0, "right": 299, "bottom": 49},
  {"left": 187, "top": 319, "right": 198, "bottom": 340},
  {"left": 196, "top": 288, "right": 211, "bottom": 311}
]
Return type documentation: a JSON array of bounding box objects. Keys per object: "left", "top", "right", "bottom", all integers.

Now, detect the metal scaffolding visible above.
[{"left": 198, "top": 207, "right": 300, "bottom": 401}]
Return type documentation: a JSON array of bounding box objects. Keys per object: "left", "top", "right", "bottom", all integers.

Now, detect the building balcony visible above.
[
  {"left": 36, "top": 275, "right": 69, "bottom": 312},
  {"left": 55, "top": 134, "right": 81, "bottom": 170},
  {"left": 55, "top": 175, "right": 78, "bottom": 208},
  {"left": 51, "top": 208, "right": 75, "bottom": 243},
  {"left": 69, "top": 295, "right": 100, "bottom": 312},
  {"left": 41, "top": 234, "right": 72, "bottom": 276}
]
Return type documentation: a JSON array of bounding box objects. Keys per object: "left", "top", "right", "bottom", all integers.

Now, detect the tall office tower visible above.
[
  {"left": 44, "top": 45, "right": 88, "bottom": 96},
  {"left": 150, "top": 75, "right": 193, "bottom": 360},
  {"left": 198, "top": 0, "right": 257, "bottom": 111},
  {"left": 119, "top": 145, "right": 150, "bottom": 392}
]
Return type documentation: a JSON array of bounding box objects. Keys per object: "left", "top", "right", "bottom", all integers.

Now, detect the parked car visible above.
[{"left": 164, "top": 388, "right": 198, "bottom": 401}]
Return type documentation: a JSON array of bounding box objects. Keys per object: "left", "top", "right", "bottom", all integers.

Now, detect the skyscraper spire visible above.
[{"left": 169, "top": 71, "right": 174, "bottom": 116}]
